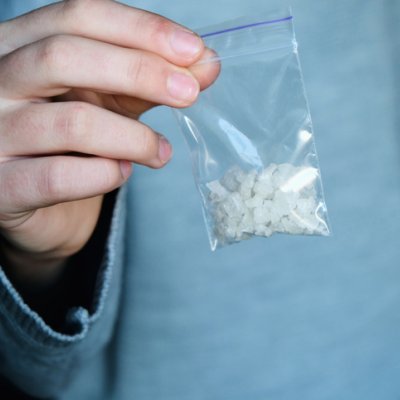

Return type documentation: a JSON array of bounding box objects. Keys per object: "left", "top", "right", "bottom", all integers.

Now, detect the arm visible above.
[{"left": 0, "top": 0, "right": 219, "bottom": 396}]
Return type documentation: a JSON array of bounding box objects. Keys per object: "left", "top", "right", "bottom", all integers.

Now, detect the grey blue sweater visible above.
[{"left": 1, "top": 0, "right": 400, "bottom": 399}]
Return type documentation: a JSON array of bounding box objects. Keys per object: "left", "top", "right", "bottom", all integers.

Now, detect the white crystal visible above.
[
  {"left": 207, "top": 180, "right": 228, "bottom": 201},
  {"left": 207, "top": 163, "right": 324, "bottom": 244},
  {"left": 245, "top": 195, "right": 264, "bottom": 209}
]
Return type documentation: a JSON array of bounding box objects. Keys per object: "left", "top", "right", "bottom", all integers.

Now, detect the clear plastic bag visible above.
[{"left": 174, "top": 8, "right": 330, "bottom": 250}]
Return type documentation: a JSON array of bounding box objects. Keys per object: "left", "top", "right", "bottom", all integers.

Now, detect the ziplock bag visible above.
[{"left": 174, "top": 8, "right": 330, "bottom": 250}]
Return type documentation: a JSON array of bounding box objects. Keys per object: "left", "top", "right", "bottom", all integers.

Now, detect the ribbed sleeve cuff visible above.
[{"left": 0, "top": 185, "right": 127, "bottom": 397}]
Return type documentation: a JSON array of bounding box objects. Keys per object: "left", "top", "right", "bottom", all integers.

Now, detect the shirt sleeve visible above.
[{"left": 0, "top": 186, "right": 127, "bottom": 399}]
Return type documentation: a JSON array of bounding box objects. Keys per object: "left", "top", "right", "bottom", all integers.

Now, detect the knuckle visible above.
[
  {"left": 102, "top": 161, "right": 121, "bottom": 187},
  {"left": 136, "top": 124, "right": 158, "bottom": 159},
  {"left": 133, "top": 12, "right": 170, "bottom": 47},
  {"left": 146, "top": 14, "right": 171, "bottom": 41},
  {"left": 126, "top": 53, "right": 147, "bottom": 87},
  {"left": 55, "top": 102, "right": 92, "bottom": 148},
  {"left": 39, "top": 158, "right": 68, "bottom": 201},
  {"left": 37, "top": 35, "right": 73, "bottom": 73},
  {"left": 62, "top": 0, "right": 100, "bottom": 25},
  {"left": 0, "top": 110, "right": 22, "bottom": 156}
]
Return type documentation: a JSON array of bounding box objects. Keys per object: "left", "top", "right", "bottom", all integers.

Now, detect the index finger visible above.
[{"left": 1, "top": 0, "right": 204, "bottom": 66}]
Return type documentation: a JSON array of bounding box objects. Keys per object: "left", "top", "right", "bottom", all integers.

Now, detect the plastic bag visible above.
[{"left": 174, "top": 8, "right": 330, "bottom": 250}]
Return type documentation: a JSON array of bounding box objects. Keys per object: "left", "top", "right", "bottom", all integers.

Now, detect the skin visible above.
[{"left": 0, "top": 0, "right": 220, "bottom": 289}]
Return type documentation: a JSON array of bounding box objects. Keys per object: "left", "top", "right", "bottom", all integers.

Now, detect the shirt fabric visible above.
[{"left": 1, "top": 0, "right": 400, "bottom": 399}]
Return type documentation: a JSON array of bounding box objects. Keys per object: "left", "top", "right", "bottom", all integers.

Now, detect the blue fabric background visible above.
[{"left": 1, "top": 1, "right": 399, "bottom": 399}]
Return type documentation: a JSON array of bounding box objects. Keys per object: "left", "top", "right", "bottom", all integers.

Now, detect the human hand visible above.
[{"left": 0, "top": 0, "right": 219, "bottom": 286}]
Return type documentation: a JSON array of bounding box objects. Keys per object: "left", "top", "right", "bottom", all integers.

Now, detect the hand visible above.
[{"left": 0, "top": 0, "right": 219, "bottom": 287}]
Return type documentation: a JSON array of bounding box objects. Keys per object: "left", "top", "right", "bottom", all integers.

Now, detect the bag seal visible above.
[{"left": 200, "top": 16, "right": 293, "bottom": 39}]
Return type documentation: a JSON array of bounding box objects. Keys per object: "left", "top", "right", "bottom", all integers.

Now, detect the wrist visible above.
[{"left": 0, "top": 236, "right": 68, "bottom": 291}]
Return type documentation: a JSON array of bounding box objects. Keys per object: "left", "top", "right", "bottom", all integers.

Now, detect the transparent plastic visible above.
[{"left": 174, "top": 8, "right": 330, "bottom": 250}]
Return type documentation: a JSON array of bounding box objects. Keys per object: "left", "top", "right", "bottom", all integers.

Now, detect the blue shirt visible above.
[{"left": 1, "top": 1, "right": 400, "bottom": 399}]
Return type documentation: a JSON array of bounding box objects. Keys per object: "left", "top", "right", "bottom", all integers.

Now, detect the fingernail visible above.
[
  {"left": 158, "top": 136, "right": 173, "bottom": 163},
  {"left": 170, "top": 29, "right": 203, "bottom": 58},
  {"left": 120, "top": 160, "right": 132, "bottom": 179},
  {"left": 167, "top": 72, "right": 199, "bottom": 102}
]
